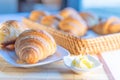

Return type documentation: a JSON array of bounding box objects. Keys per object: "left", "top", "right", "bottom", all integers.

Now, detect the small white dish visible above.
[
  {"left": 0, "top": 45, "right": 70, "bottom": 68},
  {"left": 63, "top": 55, "right": 102, "bottom": 74}
]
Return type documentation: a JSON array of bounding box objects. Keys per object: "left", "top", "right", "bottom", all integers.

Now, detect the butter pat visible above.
[{"left": 71, "top": 55, "right": 94, "bottom": 69}]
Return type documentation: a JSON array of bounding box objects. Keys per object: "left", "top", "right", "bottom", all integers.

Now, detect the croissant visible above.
[
  {"left": 29, "top": 10, "right": 49, "bottom": 22},
  {"left": 40, "top": 15, "right": 62, "bottom": 28},
  {"left": 92, "top": 17, "right": 120, "bottom": 34},
  {"left": 59, "top": 7, "right": 79, "bottom": 19},
  {"left": 15, "top": 30, "right": 56, "bottom": 64},
  {"left": 79, "top": 12, "right": 99, "bottom": 29},
  {"left": 0, "top": 20, "right": 28, "bottom": 46},
  {"left": 3, "top": 44, "right": 15, "bottom": 50},
  {"left": 59, "top": 16, "right": 87, "bottom": 36}
]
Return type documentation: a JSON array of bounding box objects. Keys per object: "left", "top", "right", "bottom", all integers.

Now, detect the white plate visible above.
[
  {"left": 63, "top": 55, "right": 102, "bottom": 74},
  {"left": 0, "top": 45, "right": 70, "bottom": 68}
]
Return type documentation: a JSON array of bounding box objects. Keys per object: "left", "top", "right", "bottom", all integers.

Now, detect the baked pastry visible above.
[
  {"left": 15, "top": 30, "right": 56, "bottom": 64},
  {"left": 4, "top": 44, "right": 15, "bottom": 50},
  {"left": 59, "top": 7, "right": 80, "bottom": 19},
  {"left": 0, "top": 20, "right": 28, "bottom": 46},
  {"left": 29, "top": 10, "right": 49, "bottom": 22},
  {"left": 60, "top": 7, "right": 87, "bottom": 24},
  {"left": 92, "top": 17, "right": 120, "bottom": 34},
  {"left": 40, "top": 15, "right": 62, "bottom": 28},
  {"left": 59, "top": 16, "right": 87, "bottom": 36},
  {"left": 80, "top": 12, "right": 99, "bottom": 29}
]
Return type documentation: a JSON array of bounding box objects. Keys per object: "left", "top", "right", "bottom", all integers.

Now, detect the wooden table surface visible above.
[
  {"left": 0, "top": 11, "right": 118, "bottom": 80},
  {"left": 0, "top": 56, "right": 108, "bottom": 80}
]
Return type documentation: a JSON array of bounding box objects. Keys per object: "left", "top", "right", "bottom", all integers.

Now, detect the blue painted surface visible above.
[
  {"left": 67, "top": 0, "right": 82, "bottom": 11},
  {"left": 0, "top": 8, "right": 120, "bottom": 23},
  {"left": 0, "top": 12, "right": 29, "bottom": 23},
  {"left": 84, "top": 8, "right": 120, "bottom": 17}
]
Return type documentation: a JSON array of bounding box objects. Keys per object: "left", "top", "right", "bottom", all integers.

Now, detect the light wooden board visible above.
[{"left": 0, "top": 56, "right": 108, "bottom": 80}]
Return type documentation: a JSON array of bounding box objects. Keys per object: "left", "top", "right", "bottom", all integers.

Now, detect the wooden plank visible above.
[{"left": 0, "top": 57, "right": 108, "bottom": 80}]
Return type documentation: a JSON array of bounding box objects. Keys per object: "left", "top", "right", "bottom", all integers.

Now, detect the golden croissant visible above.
[
  {"left": 0, "top": 20, "right": 28, "bottom": 45},
  {"left": 15, "top": 30, "right": 56, "bottom": 64},
  {"left": 59, "top": 16, "right": 87, "bottom": 36},
  {"left": 29, "top": 10, "right": 49, "bottom": 22},
  {"left": 92, "top": 17, "right": 120, "bottom": 34},
  {"left": 40, "top": 15, "right": 61, "bottom": 28},
  {"left": 79, "top": 12, "right": 99, "bottom": 29}
]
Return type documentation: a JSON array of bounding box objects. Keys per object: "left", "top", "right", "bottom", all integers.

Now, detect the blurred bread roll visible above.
[
  {"left": 29, "top": 10, "right": 49, "bottom": 22},
  {"left": 80, "top": 12, "right": 99, "bottom": 29},
  {"left": 92, "top": 16, "right": 120, "bottom": 34},
  {"left": 59, "top": 16, "right": 87, "bottom": 36},
  {"left": 40, "top": 15, "right": 62, "bottom": 28},
  {"left": 59, "top": 7, "right": 80, "bottom": 19},
  {"left": 60, "top": 7, "right": 87, "bottom": 24}
]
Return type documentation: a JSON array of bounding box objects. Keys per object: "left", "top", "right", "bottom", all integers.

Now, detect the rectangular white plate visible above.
[{"left": 0, "top": 46, "right": 70, "bottom": 68}]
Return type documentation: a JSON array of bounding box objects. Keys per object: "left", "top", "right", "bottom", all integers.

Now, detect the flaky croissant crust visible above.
[
  {"left": 15, "top": 30, "right": 56, "bottom": 64},
  {"left": 0, "top": 20, "right": 28, "bottom": 45}
]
